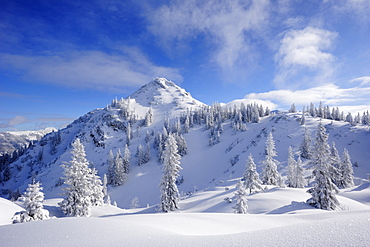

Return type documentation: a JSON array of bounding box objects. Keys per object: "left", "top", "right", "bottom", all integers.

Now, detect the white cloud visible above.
[
  {"left": 242, "top": 82, "right": 370, "bottom": 114},
  {"left": 0, "top": 48, "right": 183, "bottom": 93},
  {"left": 274, "top": 27, "right": 337, "bottom": 88},
  {"left": 146, "top": 0, "right": 270, "bottom": 80}
]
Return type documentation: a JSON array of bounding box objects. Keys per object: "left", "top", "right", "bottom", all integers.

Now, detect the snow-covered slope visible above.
[
  {"left": 1, "top": 77, "right": 370, "bottom": 246},
  {"left": 0, "top": 127, "right": 56, "bottom": 154},
  {"left": 1, "top": 78, "right": 370, "bottom": 206}
]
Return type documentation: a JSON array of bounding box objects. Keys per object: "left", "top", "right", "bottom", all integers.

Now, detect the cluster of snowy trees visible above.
[
  {"left": 235, "top": 121, "right": 355, "bottom": 213},
  {"left": 297, "top": 102, "right": 370, "bottom": 126},
  {"left": 107, "top": 145, "right": 131, "bottom": 187}
]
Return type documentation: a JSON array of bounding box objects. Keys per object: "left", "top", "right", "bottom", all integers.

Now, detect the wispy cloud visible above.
[
  {"left": 274, "top": 26, "right": 338, "bottom": 88},
  {"left": 242, "top": 79, "right": 370, "bottom": 114},
  {"left": 0, "top": 48, "right": 183, "bottom": 93},
  {"left": 146, "top": 0, "right": 271, "bottom": 82}
]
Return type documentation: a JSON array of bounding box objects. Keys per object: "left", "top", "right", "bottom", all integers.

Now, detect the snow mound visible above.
[{"left": 0, "top": 197, "right": 24, "bottom": 225}]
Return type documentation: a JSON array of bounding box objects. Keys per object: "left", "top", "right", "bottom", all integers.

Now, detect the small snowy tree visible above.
[
  {"left": 261, "top": 132, "right": 283, "bottom": 186},
  {"left": 159, "top": 134, "right": 182, "bottom": 212},
  {"left": 131, "top": 196, "right": 140, "bottom": 209},
  {"left": 233, "top": 180, "right": 248, "bottom": 214},
  {"left": 306, "top": 122, "right": 340, "bottom": 210},
  {"left": 242, "top": 154, "right": 263, "bottom": 193},
  {"left": 338, "top": 148, "right": 354, "bottom": 188},
  {"left": 12, "top": 182, "right": 49, "bottom": 223},
  {"left": 330, "top": 141, "right": 341, "bottom": 186},
  {"left": 107, "top": 150, "right": 115, "bottom": 185}
]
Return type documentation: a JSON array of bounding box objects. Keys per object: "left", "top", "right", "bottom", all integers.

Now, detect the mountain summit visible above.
[{"left": 129, "top": 78, "right": 205, "bottom": 113}]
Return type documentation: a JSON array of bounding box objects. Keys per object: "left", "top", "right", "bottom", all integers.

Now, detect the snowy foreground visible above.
[{"left": 1, "top": 183, "right": 370, "bottom": 246}]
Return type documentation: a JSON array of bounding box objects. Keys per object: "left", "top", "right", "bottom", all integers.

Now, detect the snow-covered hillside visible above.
[{"left": 0, "top": 78, "right": 370, "bottom": 246}]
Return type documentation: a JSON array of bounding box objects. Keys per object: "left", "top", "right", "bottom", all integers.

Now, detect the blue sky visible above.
[{"left": 1, "top": 0, "right": 370, "bottom": 131}]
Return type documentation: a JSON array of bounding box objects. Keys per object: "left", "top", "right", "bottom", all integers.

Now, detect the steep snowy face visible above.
[{"left": 129, "top": 78, "right": 205, "bottom": 116}]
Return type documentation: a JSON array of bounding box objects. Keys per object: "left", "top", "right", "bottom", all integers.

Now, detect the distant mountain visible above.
[
  {"left": 0, "top": 127, "right": 56, "bottom": 155},
  {"left": 1, "top": 78, "right": 369, "bottom": 212}
]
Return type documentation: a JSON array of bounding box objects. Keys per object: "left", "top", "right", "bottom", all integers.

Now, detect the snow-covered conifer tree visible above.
[
  {"left": 59, "top": 139, "right": 101, "bottom": 217},
  {"left": 159, "top": 133, "right": 182, "bottom": 212},
  {"left": 338, "top": 148, "right": 354, "bottom": 188},
  {"left": 243, "top": 154, "right": 263, "bottom": 193},
  {"left": 12, "top": 182, "right": 49, "bottom": 223},
  {"left": 102, "top": 174, "right": 111, "bottom": 204},
  {"left": 233, "top": 180, "right": 248, "bottom": 214},
  {"left": 330, "top": 141, "right": 341, "bottom": 186},
  {"left": 131, "top": 196, "right": 140, "bottom": 209},
  {"left": 295, "top": 156, "right": 306, "bottom": 188},
  {"left": 123, "top": 144, "right": 131, "bottom": 175},
  {"left": 112, "top": 149, "right": 126, "bottom": 186},
  {"left": 261, "top": 132, "right": 283, "bottom": 186},
  {"left": 300, "top": 128, "right": 311, "bottom": 159},
  {"left": 107, "top": 149, "right": 115, "bottom": 185},
  {"left": 287, "top": 146, "right": 297, "bottom": 187},
  {"left": 306, "top": 122, "right": 340, "bottom": 210}
]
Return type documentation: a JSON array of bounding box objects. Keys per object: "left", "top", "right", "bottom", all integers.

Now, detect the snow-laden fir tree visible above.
[
  {"left": 300, "top": 128, "right": 311, "bottom": 159},
  {"left": 233, "top": 180, "right": 248, "bottom": 214},
  {"left": 131, "top": 196, "right": 140, "bottom": 209},
  {"left": 102, "top": 174, "right": 111, "bottom": 204},
  {"left": 107, "top": 149, "right": 115, "bottom": 185},
  {"left": 287, "top": 146, "right": 297, "bottom": 187},
  {"left": 307, "top": 122, "right": 340, "bottom": 210},
  {"left": 261, "top": 132, "right": 283, "bottom": 186},
  {"left": 330, "top": 141, "right": 341, "bottom": 186},
  {"left": 89, "top": 167, "right": 104, "bottom": 206},
  {"left": 59, "top": 139, "right": 103, "bottom": 217},
  {"left": 294, "top": 156, "right": 306, "bottom": 188},
  {"left": 338, "top": 148, "right": 354, "bottom": 188},
  {"left": 136, "top": 144, "right": 145, "bottom": 166},
  {"left": 112, "top": 149, "right": 126, "bottom": 186},
  {"left": 242, "top": 153, "right": 263, "bottom": 193},
  {"left": 123, "top": 144, "right": 131, "bottom": 174},
  {"left": 12, "top": 182, "right": 50, "bottom": 223},
  {"left": 159, "top": 133, "right": 182, "bottom": 212}
]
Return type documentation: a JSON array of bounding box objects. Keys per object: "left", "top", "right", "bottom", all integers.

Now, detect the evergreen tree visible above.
[
  {"left": 59, "top": 139, "right": 102, "bottom": 217},
  {"left": 338, "top": 148, "right": 354, "bottom": 188},
  {"left": 306, "top": 122, "right": 340, "bottom": 210},
  {"left": 123, "top": 144, "right": 131, "bottom": 174},
  {"left": 300, "top": 128, "right": 311, "bottom": 159},
  {"left": 287, "top": 146, "right": 296, "bottom": 187},
  {"left": 242, "top": 154, "right": 263, "bottom": 193},
  {"left": 294, "top": 156, "right": 306, "bottom": 188},
  {"left": 113, "top": 149, "right": 126, "bottom": 186},
  {"left": 107, "top": 150, "right": 115, "bottom": 185},
  {"left": 261, "top": 132, "right": 283, "bottom": 186},
  {"left": 89, "top": 167, "right": 104, "bottom": 206},
  {"left": 330, "top": 141, "right": 341, "bottom": 186},
  {"left": 136, "top": 144, "right": 145, "bottom": 166},
  {"left": 12, "top": 182, "right": 49, "bottom": 223},
  {"left": 159, "top": 134, "right": 182, "bottom": 212},
  {"left": 102, "top": 174, "right": 111, "bottom": 204},
  {"left": 233, "top": 180, "right": 248, "bottom": 214},
  {"left": 131, "top": 196, "right": 140, "bottom": 209}
]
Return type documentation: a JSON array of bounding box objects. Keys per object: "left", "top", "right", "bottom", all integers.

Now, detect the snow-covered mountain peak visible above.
[{"left": 129, "top": 78, "right": 205, "bottom": 113}]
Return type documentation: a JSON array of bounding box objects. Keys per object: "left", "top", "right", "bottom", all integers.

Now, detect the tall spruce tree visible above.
[
  {"left": 306, "top": 122, "right": 340, "bottom": 210},
  {"left": 159, "top": 133, "right": 182, "bottom": 212},
  {"left": 112, "top": 149, "right": 126, "bottom": 186},
  {"left": 243, "top": 154, "right": 263, "bottom": 193},
  {"left": 261, "top": 132, "right": 283, "bottom": 186},
  {"left": 59, "top": 139, "right": 103, "bottom": 217},
  {"left": 287, "top": 146, "right": 297, "bottom": 187}
]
